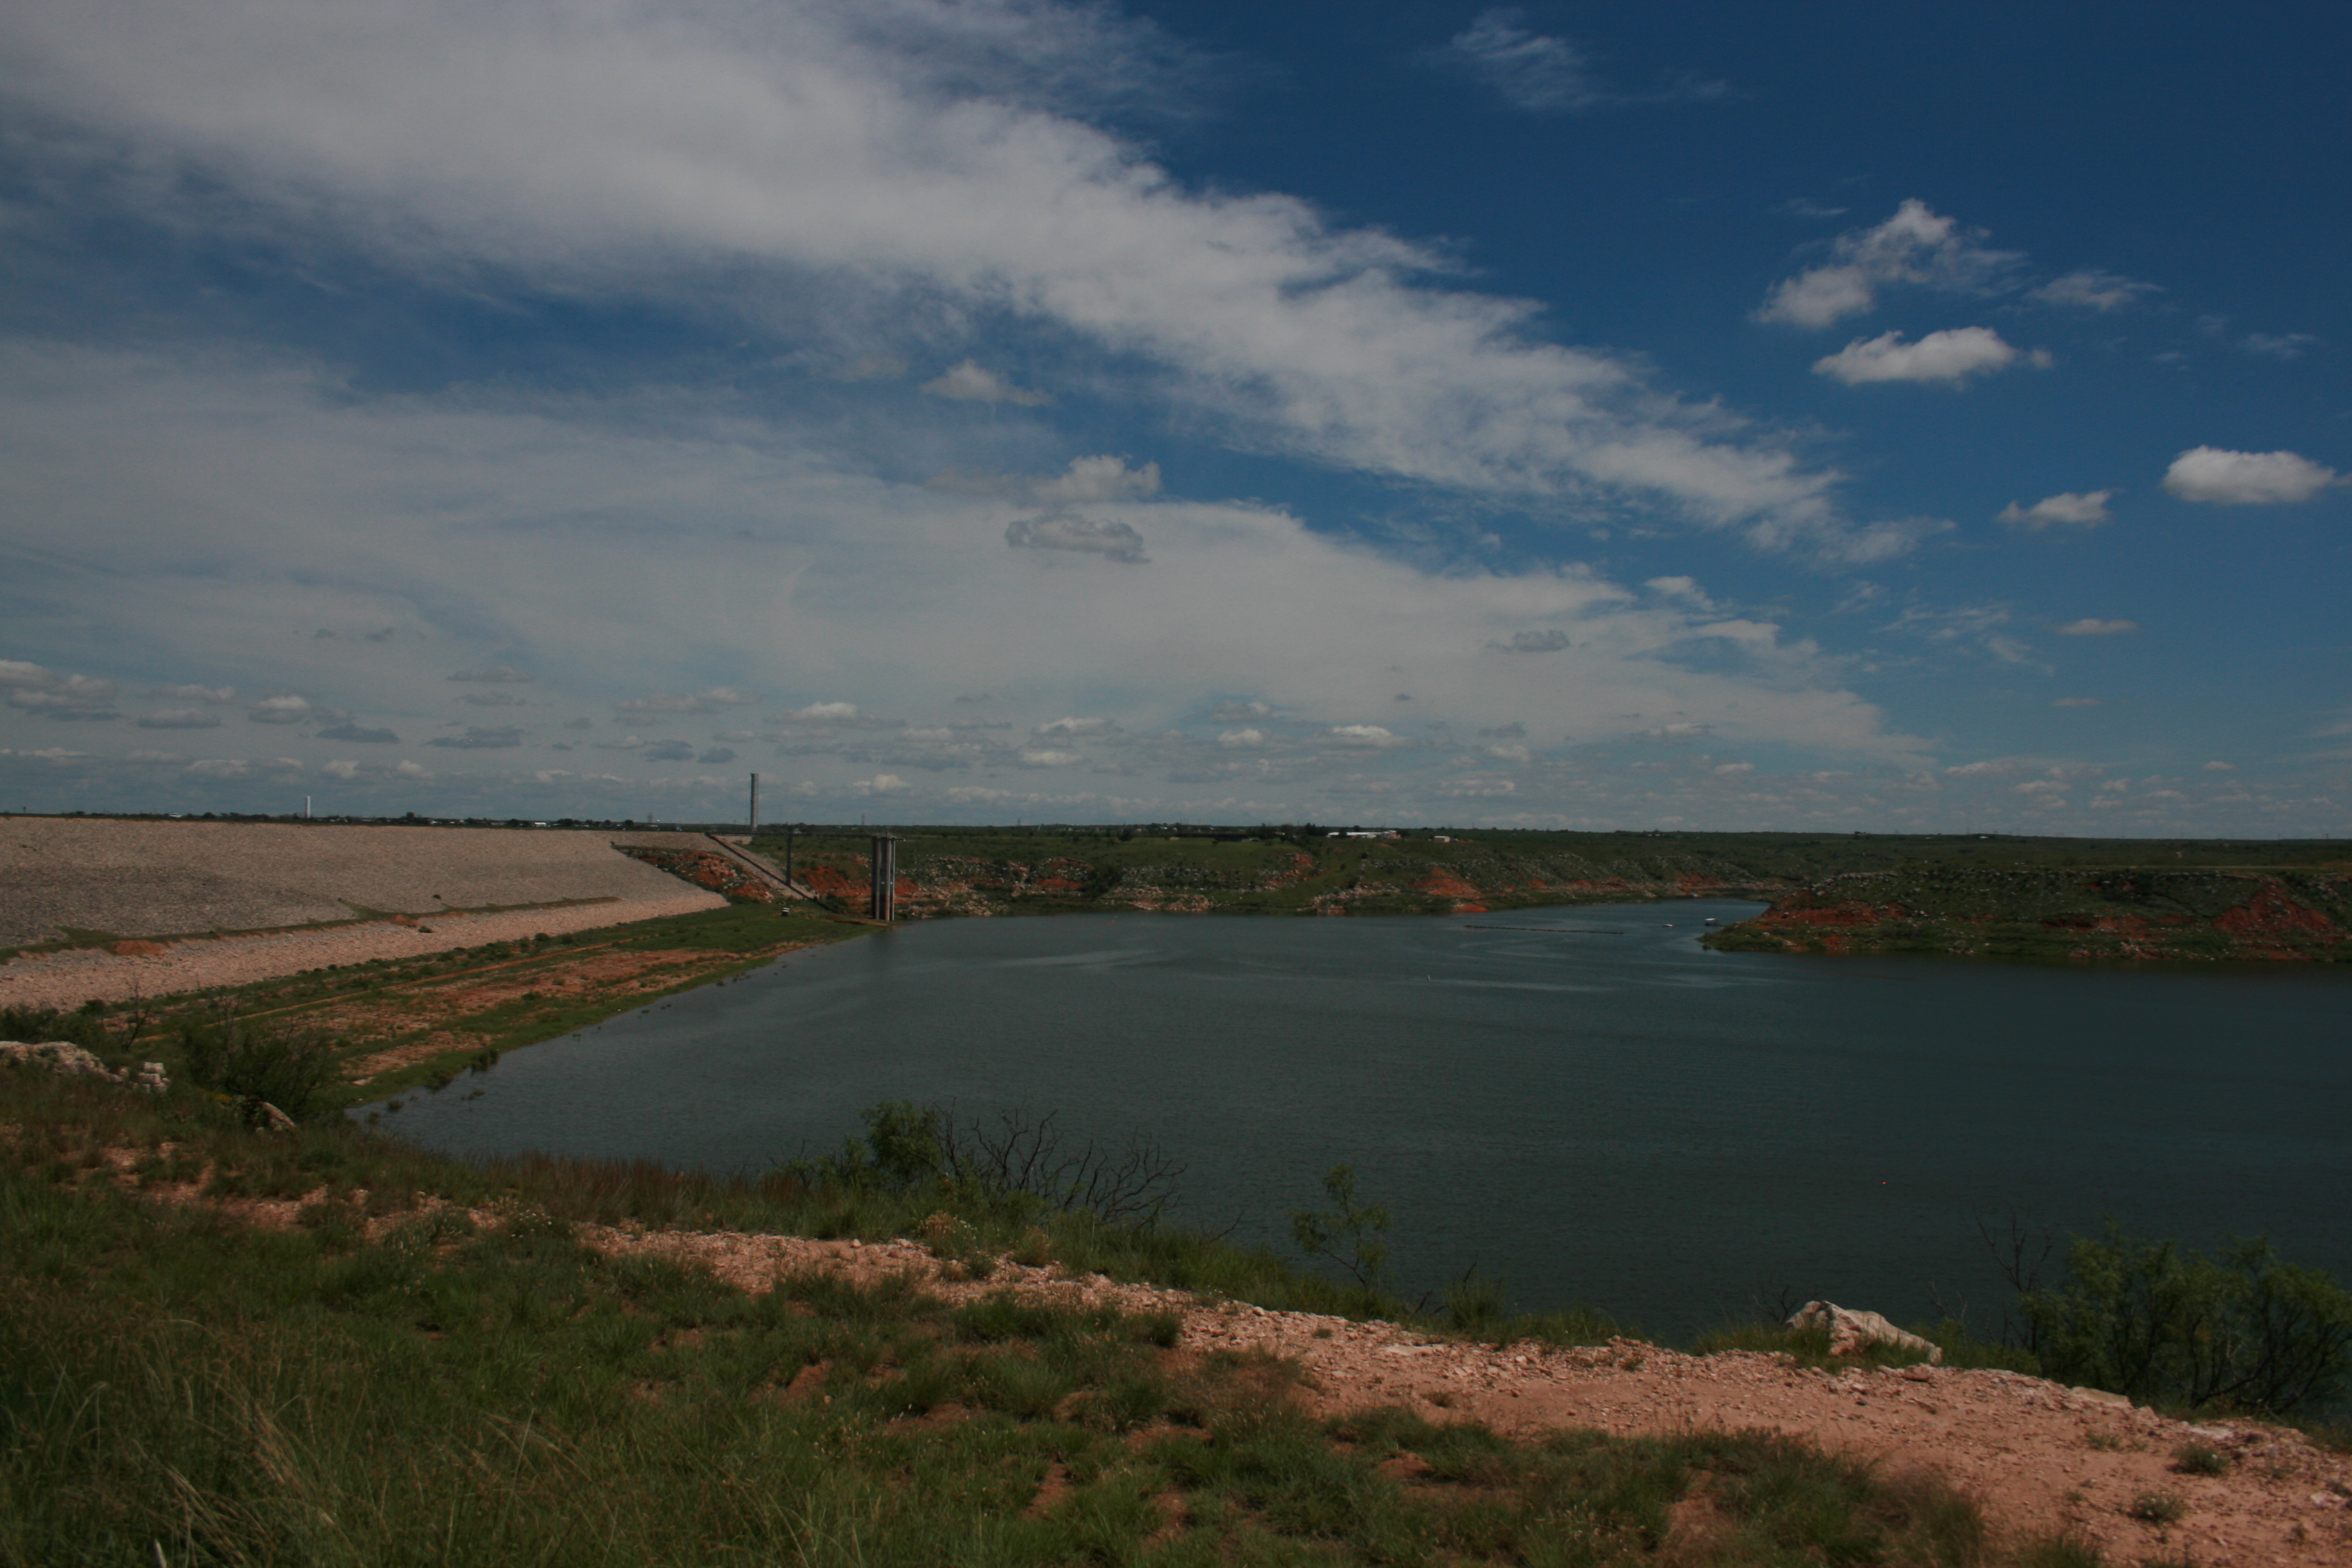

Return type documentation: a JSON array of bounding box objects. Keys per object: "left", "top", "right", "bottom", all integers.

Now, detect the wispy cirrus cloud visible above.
[
  {"left": 1432, "top": 9, "right": 1725, "bottom": 113},
  {"left": 0, "top": 0, "right": 1890, "bottom": 558},
  {"left": 2028, "top": 269, "right": 2161, "bottom": 311}
]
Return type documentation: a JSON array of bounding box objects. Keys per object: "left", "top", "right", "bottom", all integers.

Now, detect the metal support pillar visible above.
[
  {"left": 869, "top": 834, "right": 898, "bottom": 922},
  {"left": 748, "top": 773, "right": 759, "bottom": 837}
]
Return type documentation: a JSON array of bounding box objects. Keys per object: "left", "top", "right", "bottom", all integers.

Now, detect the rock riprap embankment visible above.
[{"left": 0, "top": 817, "right": 727, "bottom": 1005}]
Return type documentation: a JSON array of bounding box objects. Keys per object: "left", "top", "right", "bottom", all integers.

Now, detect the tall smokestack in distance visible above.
[{"left": 749, "top": 773, "right": 759, "bottom": 835}]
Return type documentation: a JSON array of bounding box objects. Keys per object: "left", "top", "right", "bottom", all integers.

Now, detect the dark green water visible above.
[{"left": 376, "top": 902, "right": 2352, "bottom": 1341}]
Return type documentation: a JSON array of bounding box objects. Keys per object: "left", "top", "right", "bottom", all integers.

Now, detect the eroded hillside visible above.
[{"left": 1702, "top": 866, "right": 2352, "bottom": 963}]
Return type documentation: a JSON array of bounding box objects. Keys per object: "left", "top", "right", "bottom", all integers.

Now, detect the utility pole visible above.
[{"left": 869, "top": 832, "right": 898, "bottom": 922}]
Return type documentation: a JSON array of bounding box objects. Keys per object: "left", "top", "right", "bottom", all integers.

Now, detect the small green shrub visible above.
[
  {"left": 2171, "top": 1441, "right": 2230, "bottom": 1475},
  {"left": 2012, "top": 1531, "right": 2108, "bottom": 1567},
  {"left": 174, "top": 1011, "right": 340, "bottom": 1120},
  {"left": 1289, "top": 1164, "right": 1391, "bottom": 1293},
  {"left": 2127, "top": 1492, "right": 2187, "bottom": 1526}
]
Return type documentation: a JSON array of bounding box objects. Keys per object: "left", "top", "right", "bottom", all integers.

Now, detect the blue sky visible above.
[{"left": 1, "top": 0, "right": 2346, "bottom": 831}]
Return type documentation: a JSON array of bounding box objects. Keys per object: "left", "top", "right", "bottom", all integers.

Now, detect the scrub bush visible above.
[{"left": 2024, "top": 1224, "right": 2352, "bottom": 1414}]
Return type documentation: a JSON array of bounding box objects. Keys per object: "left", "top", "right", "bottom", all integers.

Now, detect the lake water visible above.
[{"left": 372, "top": 903, "right": 2352, "bottom": 1341}]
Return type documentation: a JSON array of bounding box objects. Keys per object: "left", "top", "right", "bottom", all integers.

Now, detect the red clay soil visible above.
[{"left": 2216, "top": 888, "right": 2343, "bottom": 956}]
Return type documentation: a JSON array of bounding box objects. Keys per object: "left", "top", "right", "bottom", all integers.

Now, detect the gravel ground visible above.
[{"left": 0, "top": 818, "right": 715, "bottom": 948}]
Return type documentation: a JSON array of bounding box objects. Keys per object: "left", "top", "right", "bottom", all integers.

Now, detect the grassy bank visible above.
[
  {"left": 8, "top": 900, "right": 870, "bottom": 1114},
  {"left": 4, "top": 1065, "right": 2089, "bottom": 1567}
]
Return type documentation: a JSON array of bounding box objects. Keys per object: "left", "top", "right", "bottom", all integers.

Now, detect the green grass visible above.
[{"left": 0, "top": 1065, "right": 2085, "bottom": 1566}]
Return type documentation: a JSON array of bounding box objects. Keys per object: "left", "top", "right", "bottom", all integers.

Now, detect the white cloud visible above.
[
  {"left": 2029, "top": 270, "right": 2160, "bottom": 311},
  {"left": 1812, "top": 328, "right": 2036, "bottom": 386},
  {"left": 322, "top": 759, "right": 361, "bottom": 779},
  {"left": 135, "top": 709, "right": 223, "bottom": 729},
  {"left": 1644, "top": 575, "right": 1711, "bottom": 606},
  {"left": 186, "top": 757, "right": 252, "bottom": 778},
  {"left": 1326, "top": 724, "right": 1406, "bottom": 748},
  {"left": 246, "top": 693, "right": 313, "bottom": 724},
  {"left": 4, "top": 667, "right": 121, "bottom": 720},
  {"left": 1436, "top": 773, "right": 1515, "bottom": 797},
  {"left": 0, "top": 343, "right": 1930, "bottom": 817},
  {"left": 1998, "top": 490, "right": 2113, "bottom": 529},
  {"left": 1005, "top": 514, "right": 1146, "bottom": 563},
  {"left": 2202, "top": 760, "right": 2235, "bottom": 771},
  {"left": 1435, "top": 8, "right": 1723, "bottom": 113},
  {"left": 1217, "top": 728, "right": 1264, "bottom": 748},
  {"left": 2055, "top": 618, "right": 2137, "bottom": 636},
  {"left": 450, "top": 665, "right": 533, "bottom": 683},
  {"left": 2241, "top": 332, "right": 2319, "bottom": 361},
  {"left": 1712, "top": 760, "right": 1754, "bottom": 774},
  {"left": 428, "top": 725, "right": 523, "bottom": 749},
  {"left": 2161, "top": 446, "right": 2341, "bottom": 505},
  {"left": 616, "top": 688, "right": 757, "bottom": 716},
  {"left": 921, "top": 361, "right": 1051, "bottom": 407},
  {"left": 852, "top": 773, "right": 911, "bottom": 795},
  {"left": 0, "top": 0, "right": 1887, "bottom": 557},
  {"left": 1757, "top": 200, "right": 2022, "bottom": 327},
  {"left": 1017, "top": 747, "right": 1081, "bottom": 766},
  {"left": 1036, "top": 716, "right": 1111, "bottom": 736},
  {"left": 1030, "top": 456, "right": 1159, "bottom": 506},
  {"left": 155, "top": 682, "right": 237, "bottom": 702}
]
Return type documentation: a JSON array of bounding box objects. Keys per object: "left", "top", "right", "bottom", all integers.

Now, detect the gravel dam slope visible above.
[{"left": 0, "top": 817, "right": 726, "bottom": 1005}]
